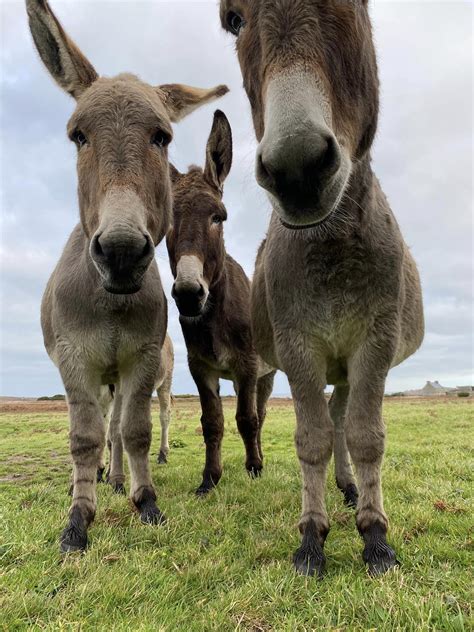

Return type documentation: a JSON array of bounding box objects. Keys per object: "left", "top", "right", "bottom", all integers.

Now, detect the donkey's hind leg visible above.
[
  {"left": 256, "top": 371, "right": 276, "bottom": 461},
  {"left": 235, "top": 373, "right": 262, "bottom": 478},
  {"left": 106, "top": 390, "right": 126, "bottom": 495},
  {"left": 97, "top": 385, "right": 113, "bottom": 483},
  {"left": 329, "top": 385, "right": 358, "bottom": 508},
  {"left": 157, "top": 382, "right": 172, "bottom": 465}
]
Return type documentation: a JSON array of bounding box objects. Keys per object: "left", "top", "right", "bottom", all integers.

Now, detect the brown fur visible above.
[
  {"left": 26, "top": 0, "right": 227, "bottom": 552},
  {"left": 167, "top": 111, "right": 276, "bottom": 494},
  {"left": 220, "top": 0, "right": 424, "bottom": 576}
]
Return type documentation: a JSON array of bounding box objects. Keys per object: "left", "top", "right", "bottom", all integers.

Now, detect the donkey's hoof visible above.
[
  {"left": 60, "top": 508, "right": 88, "bottom": 554},
  {"left": 293, "top": 544, "right": 326, "bottom": 578},
  {"left": 293, "top": 519, "right": 327, "bottom": 578},
  {"left": 361, "top": 523, "right": 399, "bottom": 576},
  {"left": 157, "top": 451, "right": 168, "bottom": 465},
  {"left": 363, "top": 543, "right": 399, "bottom": 576},
  {"left": 342, "top": 483, "right": 359, "bottom": 508},
  {"left": 110, "top": 481, "right": 126, "bottom": 495},
  {"left": 139, "top": 503, "right": 166, "bottom": 526},
  {"left": 247, "top": 463, "right": 263, "bottom": 478},
  {"left": 96, "top": 466, "right": 106, "bottom": 483}
]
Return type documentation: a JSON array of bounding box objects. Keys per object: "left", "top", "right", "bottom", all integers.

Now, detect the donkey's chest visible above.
[
  {"left": 56, "top": 300, "right": 160, "bottom": 373},
  {"left": 265, "top": 234, "right": 398, "bottom": 348},
  {"left": 183, "top": 323, "right": 237, "bottom": 379}
]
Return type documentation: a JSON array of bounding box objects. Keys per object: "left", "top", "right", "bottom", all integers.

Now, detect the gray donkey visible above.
[
  {"left": 220, "top": 0, "right": 424, "bottom": 576},
  {"left": 27, "top": 0, "right": 227, "bottom": 552}
]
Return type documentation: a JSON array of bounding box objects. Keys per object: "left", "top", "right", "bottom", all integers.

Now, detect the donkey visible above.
[
  {"left": 220, "top": 1, "right": 424, "bottom": 576},
  {"left": 167, "top": 111, "right": 276, "bottom": 495},
  {"left": 27, "top": 0, "right": 227, "bottom": 552}
]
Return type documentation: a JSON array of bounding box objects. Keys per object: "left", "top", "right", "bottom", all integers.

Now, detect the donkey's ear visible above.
[
  {"left": 204, "top": 110, "right": 233, "bottom": 193},
  {"left": 169, "top": 164, "right": 182, "bottom": 185},
  {"left": 26, "top": 0, "right": 98, "bottom": 99},
  {"left": 158, "top": 84, "right": 229, "bottom": 123}
]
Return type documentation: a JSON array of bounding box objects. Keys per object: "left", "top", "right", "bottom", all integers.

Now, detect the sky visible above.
[{"left": 0, "top": 0, "right": 472, "bottom": 397}]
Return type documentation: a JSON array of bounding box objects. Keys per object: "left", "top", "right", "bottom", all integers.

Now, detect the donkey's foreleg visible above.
[
  {"left": 235, "top": 374, "right": 262, "bottom": 477},
  {"left": 329, "top": 385, "right": 358, "bottom": 508},
  {"left": 280, "top": 339, "right": 333, "bottom": 577},
  {"left": 256, "top": 371, "right": 276, "bottom": 461},
  {"left": 157, "top": 384, "right": 172, "bottom": 465},
  {"left": 120, "top": 357, "right": 165, "bottom": 525},
  {"left": 106, "top": 391, "right": 126, "bottom": 494},
  {"left": 192, "top": 368, "right": 224, "bottom": 495},
  {"left": 61, "top": 382, "right": 106, "bottom": 553},
  {"left": 346, "top": 346, "right": 398, "bottom": 575}
]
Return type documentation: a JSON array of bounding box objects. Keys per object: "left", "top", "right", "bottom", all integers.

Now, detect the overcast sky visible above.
[{"left": 0, "top": 1, "right": 472, "bottom": 397}]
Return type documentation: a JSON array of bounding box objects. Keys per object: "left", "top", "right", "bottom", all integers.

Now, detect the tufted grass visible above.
[{"left": 0, "top": 398, "right": 473, "bottom": 631}]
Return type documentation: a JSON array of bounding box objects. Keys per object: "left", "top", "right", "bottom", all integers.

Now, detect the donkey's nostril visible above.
[
  {"left": 92, "top": 234, "right": 105, "bottom": 258},
  {"left": 197, "top": 284, "right": 205, "bottom": 299},
  {"left": 141, "top": 235, "right": 153, "bottom": 259}
]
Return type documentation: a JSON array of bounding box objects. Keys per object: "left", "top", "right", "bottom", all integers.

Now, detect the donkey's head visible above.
[
  {"left": 167, "top": 111, "right": 232, "bottom": 318},
  {"left": 27, "top": 0, "right": 228, "bottom": 294},
  {"left": 220, "top": 0, "right": 378, "bottom": 228}
]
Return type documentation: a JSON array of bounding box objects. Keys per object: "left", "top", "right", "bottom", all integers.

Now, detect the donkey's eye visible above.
[
  {"left": 211, "top": 215, "right": 223, "bottom": 225},
  {"left": 151, "top": 130, "right": 171, "bottom": 148},
  {"left": 226, "top": 11, "right": 245, "bottom": 36},
  {"left": 72, "top": 130, "right": 87, "bottom": 148}
]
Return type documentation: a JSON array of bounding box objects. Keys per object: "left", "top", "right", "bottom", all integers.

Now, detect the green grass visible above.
[{"left": 1, "top": 399, "right": 473, "bottom": 631}]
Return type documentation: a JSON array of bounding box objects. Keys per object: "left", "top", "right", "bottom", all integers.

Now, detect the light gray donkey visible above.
[
  {"left": 27, "top": 0, "right": 227, "bottom": 552},
  {"left": 219, "top": 0, "right": 424, "bottom": 576}
]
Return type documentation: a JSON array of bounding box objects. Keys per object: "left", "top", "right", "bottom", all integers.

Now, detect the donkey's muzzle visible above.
[
  {"left": 172, "top": 282, "right": 207, "bottom": 318},
  {"left": 256, "top": 131, "right": 343, "bottom": 227},
  {"left": 90, "top": 231, "right": 155, "bottom": 294}
]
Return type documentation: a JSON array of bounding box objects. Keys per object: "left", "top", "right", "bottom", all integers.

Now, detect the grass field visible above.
[{"left": 1, "top": 398, "right": 473, "bottom": 631}]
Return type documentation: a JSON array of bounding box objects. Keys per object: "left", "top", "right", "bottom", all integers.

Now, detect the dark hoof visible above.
[
  {"left": 157, "top": 451, "right": 168, "bottom": 465},
  {"left": 361, "top": 522, "right": 400, "bottom": 576},
  {"left": 293, "top": 519, "right": 327, "bottom": 578},
  {"left": 195, "top": 482, "right": 215, "bottom": 496},
  {"left": 139, "top": 503, "right": 166, "bottom": 525},
  {"left": 247, "top": 463, "right": 263, "bottom": 478},
  {"left": 135, "top": 489, "right": 166, "bottom": 525},
  {"left": 96, "top": 466, "right": 105, "bottom": 483},
  {"left": 342, "top": 483, "right": 359, "bottom": 508},
  {"left": 110, "top": 481, "right": 126, "bottom": 495},
  {"left": 60, "top": 507, "right": 88, "bottom": 553}
]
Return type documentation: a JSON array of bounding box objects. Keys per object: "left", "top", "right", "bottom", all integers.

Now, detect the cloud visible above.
[{"left": 0, "top": 1, "right": 472, "bottom": 397}]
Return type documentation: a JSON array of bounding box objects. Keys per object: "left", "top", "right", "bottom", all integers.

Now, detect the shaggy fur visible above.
[
  {"left": 167, "top": 111, "right": 276, "bottom": 494},
  {"left": 27, "top": 0, "right": 227, "bottom": 552},
  {"left": 220, "top": 0, "right": 424, "bottom": 576}
]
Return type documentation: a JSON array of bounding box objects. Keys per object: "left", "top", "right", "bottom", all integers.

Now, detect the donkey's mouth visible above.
[{"left": 103, "top": 280, "right": 142, "bottom": 295}]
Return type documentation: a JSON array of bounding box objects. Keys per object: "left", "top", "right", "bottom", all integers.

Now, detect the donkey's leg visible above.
[
  {"left": 235, "top": 374, "right": 263, "bottom": 477},
  {"left": 120, "top": 355, "right": 165, "bottom": 525},
  {"left": 157, "top": 383, "right": 172, "bottom": 465},
  {"left": 60, "top": 376, "right": 106, "bottom": 553},
  {"left": 256, "top": 371, "right": 276, "bottom": 461},
  {"left": 107, "top": 391, "right": 126, "bottom": 494},
  {"left": 191, "top": 367, "right": 224, "bottom": 495},
  {"left": 329, "top": 385, "right": 358, "bottom": 508},
  {"left": 345, "top": 345, "right": 398, "bottom": 576},
  {"left": 97, "top": 385, "right": 113, "bottom": 483},
  {"left": 279, "top": 338, "right": 333, "bottom": 577}
]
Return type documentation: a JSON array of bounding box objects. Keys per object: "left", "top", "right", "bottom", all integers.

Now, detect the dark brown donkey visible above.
[
  {"left": 167, "top": 111, "right": 276, "bottom": 495},
  {"left": 220, "top": 1, "right": 424, "bottom": 576},
  {"left": 27, "top": 0, "right": 227, "bottom": 552}
]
